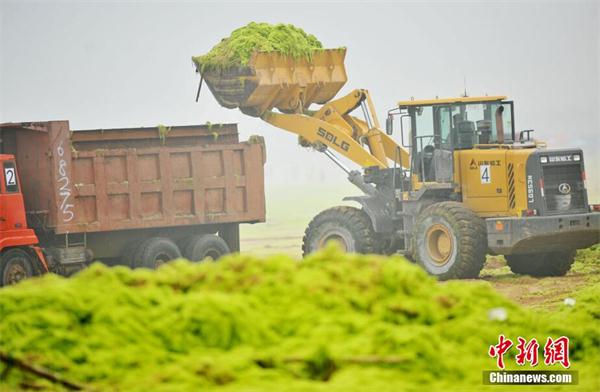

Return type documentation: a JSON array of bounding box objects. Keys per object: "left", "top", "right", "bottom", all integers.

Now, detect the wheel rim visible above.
[
  {"left": 203, "top": 249, "right": 221, "bottom": 261},
  {"left": 5, "top": 262, "right": 27, "bottom": 285},
  {"left": 318, "top": 233, "right": 348, "bottom": 252},
  {"left": 425, "top": 224, "right": 454, "bottom": 265},
  {"left": 153, "top": 252, "right": 172, "bottom": 269}
]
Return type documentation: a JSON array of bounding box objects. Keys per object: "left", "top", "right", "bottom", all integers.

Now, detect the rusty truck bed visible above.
[{"left": 0, "top": 121, "right": 266, "bottom": 235}]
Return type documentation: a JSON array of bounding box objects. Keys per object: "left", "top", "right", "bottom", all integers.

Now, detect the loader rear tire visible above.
[
  {"left": 505, "top": 250, "right": 576, "bottom": 277},
  {"left": 302, "top": 206, "right": 377, "bottom": 256},
  {"left": 183, "top": 234, "right": 230, "bottom": 262},
  {"left": 412, "top": 202, "right": 487, "bottom": 280},
  {"left": 132, "top": 237, "right": 181, "bottom": 270},
  {"left": 0, "top": 248, "right": 35, "bottom": 286}
]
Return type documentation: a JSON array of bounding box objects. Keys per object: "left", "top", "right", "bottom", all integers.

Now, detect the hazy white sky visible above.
[{"left": 1, "top": 0, "right": 598, "bottom": 193}]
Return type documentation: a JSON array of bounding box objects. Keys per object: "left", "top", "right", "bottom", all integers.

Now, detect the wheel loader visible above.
[{"left": 196, "top": 48, "right": 600, "bottom": 279}]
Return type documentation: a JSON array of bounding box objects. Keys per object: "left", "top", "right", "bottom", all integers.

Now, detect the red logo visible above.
[
  {"left": 543, "top": 336, "right": 570, "bottom": 368},
  {"left": 515, "top": 337, "right": 539, "bottom": 366},
  {"left": 488, "top": 334, "right": 513, "bottom": 369},
  {"left": 489, "top": 335, "right": 570, "bottom": 369}
]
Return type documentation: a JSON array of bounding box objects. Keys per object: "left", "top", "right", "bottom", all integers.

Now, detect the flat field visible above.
[{"left": 242, "top": 185, "right": 600, "bottom": 309}]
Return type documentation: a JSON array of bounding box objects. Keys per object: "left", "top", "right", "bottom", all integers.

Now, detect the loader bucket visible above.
[{"left": 198, "top": 49, "right": 347, "bottom": 117}]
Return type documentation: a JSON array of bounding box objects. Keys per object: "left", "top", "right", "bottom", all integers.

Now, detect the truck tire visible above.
[
  {"left": 1, "top": 248, "right": 35, "bottom": 286},
  {"left": 121, "top": 240, "right": 144, "bottom": 268},
  {"left": 132, "top": 237, "right": 181, "bottom": 270},
  {"left": 412, "top": 201, "right": 487, "bottom": 280},
  {"left": 505, "top": 250, "right": 576, "bottom": 277},
  {"left": 183, "top": 234, "right": 230, "bottom": 262},
  {"left": 302, "top": 206, "right": 377, "bottom": 256}
]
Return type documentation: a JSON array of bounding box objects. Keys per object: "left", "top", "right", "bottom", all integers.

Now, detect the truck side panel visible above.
[
  {"left": 65, "top": 143, "right": 265, "bottom": 233},
  {"left": 1, "top": 121, "right": 266, "bottom": 236}
]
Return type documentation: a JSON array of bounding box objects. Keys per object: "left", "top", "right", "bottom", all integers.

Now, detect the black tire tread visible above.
[
  {"left": 0, "top": 247, "right": 35, "bottom": 286},
  {"left": 505, "top": 250, "right": 575, "bottom": 277},
  {"left": 183, "top": 234, "right": 230, "bottom": 262},
  {"left": 132, "top": 237, "right": 181, "bottom": 269},
  {"left": 302, "top": 206, "right": 377, "bottom": 257},
  {"left": 121, "top": 240, "right": 144, "bottom": 268}
]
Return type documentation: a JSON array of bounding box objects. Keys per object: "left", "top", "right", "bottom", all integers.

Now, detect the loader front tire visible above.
[
  {"left": 505, "top": 250, "right": 575, "bottom": 277},
  {"left": 302, "top": 206, "right": 377, "bottom": 256},
  {"left": 412, "top": 202, "right": 487, "bottom": 280}
]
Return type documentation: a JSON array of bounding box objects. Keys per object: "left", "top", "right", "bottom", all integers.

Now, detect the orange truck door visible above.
[{"left": 0, "top": 157, "right": 40, "bottom": 251}]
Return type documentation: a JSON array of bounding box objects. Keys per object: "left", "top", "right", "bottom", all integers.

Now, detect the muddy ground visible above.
[
  {"left": 480, "top": 250, "right": 600, "bottom": 310},
  {"left": 241, "top": 186, "right": 600, "bottom": 311},
  {"left": 242, "top": 231, "right": 600, "bottom": 311}
]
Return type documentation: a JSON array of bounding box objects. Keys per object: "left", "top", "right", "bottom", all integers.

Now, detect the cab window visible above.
[
  {"left": 411, "top": 106, "right": 451, "bottom": 151},
  {"left": 451, "top": 102, "right": 514, "bottom": 149},
  {"left": 3, "top": 161, "right": 19, "bottom": 193},
  {"left": 438, "top": 106, "right": 452, "bottom": 146}
]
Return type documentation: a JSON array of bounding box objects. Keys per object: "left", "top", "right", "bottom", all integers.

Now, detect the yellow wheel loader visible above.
[{"left": 196, "top": 48, "right": 600, "bottom": 279}]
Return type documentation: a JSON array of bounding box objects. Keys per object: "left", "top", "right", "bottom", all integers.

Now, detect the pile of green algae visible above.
[
  {"left": 1, "top": 247, "right": 599, "bottom": 391},
  {"left": 193, "top": 22, "right": 323, "bottom": 73}
]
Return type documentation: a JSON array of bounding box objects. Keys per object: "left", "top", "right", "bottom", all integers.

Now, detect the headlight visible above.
[
  {"left": 574, "top": 154, "right": 581, "bottom": 162},
  {"left": 540, "top": 156, "right": 548, "bottom": 163}
]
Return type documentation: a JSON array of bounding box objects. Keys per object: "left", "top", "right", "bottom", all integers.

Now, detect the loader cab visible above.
[{"left": 393, "top": 96, "right": 515, "bottom": 183}]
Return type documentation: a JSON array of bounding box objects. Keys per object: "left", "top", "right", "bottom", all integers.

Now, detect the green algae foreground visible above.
[
  {"left": 193, "top": 22, "right": 323, "bottom": 72},
  {"left": 1, "top": 247, "right": 599, "bottom": 391}
]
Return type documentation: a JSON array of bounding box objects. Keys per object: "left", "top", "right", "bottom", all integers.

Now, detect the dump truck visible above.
[
  {"left": 195, "top": 48, "right": 600, "bottom": 279},
  {"left": 0, "top": 121, "right": 266, "bottom": 285}
]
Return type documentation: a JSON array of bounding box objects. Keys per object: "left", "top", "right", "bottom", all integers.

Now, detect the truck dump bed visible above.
[{"left": 0, "top": 121, "right": 265, "bottom": 235}]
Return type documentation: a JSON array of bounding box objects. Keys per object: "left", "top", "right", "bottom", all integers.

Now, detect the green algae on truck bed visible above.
[
  {"left": 193, "top": 22, "right": 323, "bottom": 72},
  {"left": 1, "top": 247, "right": 599, "bottom": 391}
]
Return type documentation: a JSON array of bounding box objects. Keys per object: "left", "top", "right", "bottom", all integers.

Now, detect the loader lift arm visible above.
[
  {"left": 197, "top": 49, "right": 408, "bottom": 171},
  {"left": 261, "top": 88, "right": 410, "bottom": 170}
]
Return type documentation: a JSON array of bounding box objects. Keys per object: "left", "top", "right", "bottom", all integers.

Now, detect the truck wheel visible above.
[
  {"left": 505, "top": 250, "right": 576, "bottom": 277},
  {"left": 412, "top": 202, "right": 487, "bottom": 280},
  {"left": 121, "top": 240, "right": 144, "bottom": 268},
  {"left": 183, "top": 234, "right": 230, "bottom": 262},
  {"left": 0, "top": 248, "right": 35, "bottom": 286},
  {"left": 132, "top": 237, "right": 181, "bottom": 269},
  {"left": 302, "top": 206, "right": 377, "bottom": 256}
]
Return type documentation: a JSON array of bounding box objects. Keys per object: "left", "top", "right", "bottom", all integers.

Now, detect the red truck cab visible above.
[{"left": 0, "top": 154, "right": 47, "bottom": 284}]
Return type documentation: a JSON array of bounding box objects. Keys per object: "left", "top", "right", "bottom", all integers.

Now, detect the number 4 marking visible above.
[{"left": 480, "top": 165, "right": 491, "bottom": 184}]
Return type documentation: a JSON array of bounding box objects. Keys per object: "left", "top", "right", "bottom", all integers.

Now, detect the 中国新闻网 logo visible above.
[{"left": 488, "top": 335, "right": 570, "bottom": 369}]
